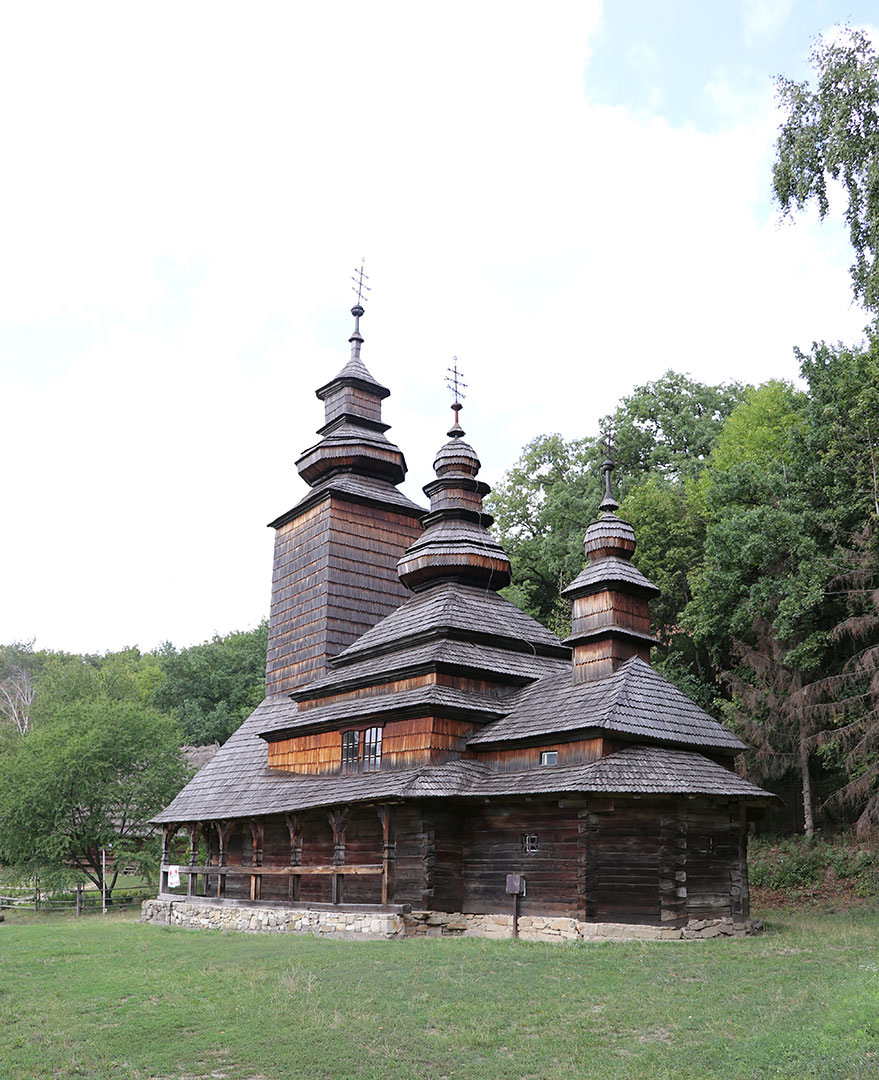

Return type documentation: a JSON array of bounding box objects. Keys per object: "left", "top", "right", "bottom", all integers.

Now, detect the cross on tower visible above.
[
  {"left": 599, "top": 420, "right": 616, "bottom": 463},
  {"left": 445, "top": 359, "right": 467, "bottom": 426},
  {"left": 351, "top": 258, "right": 370, "bottom": 308},
  {"left": 598, "top": 421, "right": 619, "bottom": 511}
]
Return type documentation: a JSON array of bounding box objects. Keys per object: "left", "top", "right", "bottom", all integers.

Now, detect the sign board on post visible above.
[{"left": 506, "top": 874, "right": 526, "bottom": 938}]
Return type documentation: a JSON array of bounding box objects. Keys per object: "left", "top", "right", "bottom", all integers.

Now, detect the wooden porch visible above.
[{"left": 160, "top": 803, "right": 398, "bottom": 906}]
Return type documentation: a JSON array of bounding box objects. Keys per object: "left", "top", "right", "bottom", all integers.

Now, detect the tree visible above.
[
  {"left": 155, "top": 622, "right": 268, "bottom": 746},
  {"left": 609, "top": 371, "right": 747, "bottom": 481},
  {"left": 487, "top": 434, "right": 601, "bottom": 631},
  {"left": 487, "top": 373, "right": 747, "bottom": 633},
  {"left": 811, "top": 526, "right": 879, "bottom": 837},
  {"left": 773, "top": 27, "right": 879, "bottom": 315},
  {"left": 0, "top": 652, "right": 188, "bottom": 898},
  {"left": 0, "top": 667, "right": 34, "bottom": 736}
]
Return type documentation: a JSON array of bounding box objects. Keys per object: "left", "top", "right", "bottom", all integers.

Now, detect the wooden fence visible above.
[{"left": 0, "top": 881, "right": 155, "bottom": 915}]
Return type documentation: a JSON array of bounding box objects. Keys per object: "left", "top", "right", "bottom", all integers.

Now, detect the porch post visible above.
[
  {"left": 377, "top": 805, "right": 396, "bottom": 906},
  {"left": 328, "top": 808, "right": 349, "bottom": 905},
  {"left": 250, "top": 819, "right": 264, "bottom": 902},
  {"left": 285, "top": 813, "right": 303, "bottom": 903},
  {"left": 187, "top": 824, "right": 201, "bottom": 897},
  {"left": 216, "top": 821, "right": 233, "bottom": 898}
]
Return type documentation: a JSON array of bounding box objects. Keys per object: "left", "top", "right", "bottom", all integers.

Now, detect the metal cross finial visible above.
[
  {"left": 349, "top": 258, "right": 370, "bottom": 345},
  {"left": 598, "top": 421, "right": 619, "bottom": 514},
  {"left": 445, "top": 359, "right": 467, "bottom": 432},
  {"left": 600, "top": 421, "right": 616, "bottom": 463},
  {"left": 351, "top": 258, "right": 370, "bottom": 308}
]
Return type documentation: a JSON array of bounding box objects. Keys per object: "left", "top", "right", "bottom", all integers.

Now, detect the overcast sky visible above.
[{"left": 2, "top": 0, "right": 876, "bottom": 655}]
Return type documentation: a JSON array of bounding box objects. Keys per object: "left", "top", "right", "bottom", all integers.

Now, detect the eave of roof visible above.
[{"left": 152, "top": 743, "right": 773, "bottom": 824}]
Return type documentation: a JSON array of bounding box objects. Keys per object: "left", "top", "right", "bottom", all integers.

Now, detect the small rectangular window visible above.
[
  {"left": 362, "top": 726, "right": 382, "bottom": 772},
  {"left": 521, "top": 832, "right": 539, "bottom": 854},
  {"left": 341, "top": 730, "right": 360, "bottom": 774},
  {"left": 540, "top": 750, "right": 558, "bottom": 766}
]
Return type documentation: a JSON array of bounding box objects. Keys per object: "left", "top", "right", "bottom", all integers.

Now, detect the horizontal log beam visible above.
[{"left": 173, "top": 864, "right": 383, "bottom": 877}]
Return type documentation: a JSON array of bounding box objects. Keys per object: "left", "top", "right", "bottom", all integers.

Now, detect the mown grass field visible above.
[{"left": 1, "top": 906, "right": 877, "bottom": 1080}]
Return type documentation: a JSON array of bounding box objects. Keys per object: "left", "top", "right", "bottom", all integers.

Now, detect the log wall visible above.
[{"left": 194, "top": 796, "right": 751, "bottom": 925}]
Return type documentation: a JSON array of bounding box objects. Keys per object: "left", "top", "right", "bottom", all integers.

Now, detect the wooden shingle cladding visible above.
[
  {"left": 266, "top": 716, "right": 477, "bottom": 773},
  {"left": 265, "top": 493, "right": 424, "bottom": 695}
]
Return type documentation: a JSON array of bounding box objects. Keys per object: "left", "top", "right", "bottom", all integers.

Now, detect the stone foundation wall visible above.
[{"left": 142, "top": 899, "right": 762, "bottom": 941}]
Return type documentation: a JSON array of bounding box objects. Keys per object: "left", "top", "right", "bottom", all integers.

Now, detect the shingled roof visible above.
[
  {"left": 331, "top": 581, "right": 569, "bottom": 665},
  {"left": 467, "top": 656, "right": 747, "bottom": 753},
  {"left": 153, "top": 734, "right": 770, "bottom": 824},
  {"left": 258, "top": 685, "right": 510, "bottom": 740},
  {"left": 296, "top": 639, "right": 570, "bottom": 699}
]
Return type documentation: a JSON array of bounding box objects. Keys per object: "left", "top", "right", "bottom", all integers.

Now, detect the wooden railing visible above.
[{"left": 160, "top": 863, "right": 383, "bottom": 904}]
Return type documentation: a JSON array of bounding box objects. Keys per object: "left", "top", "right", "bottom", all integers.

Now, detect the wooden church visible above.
[{"left": 149, "top": 296, "right": 772, "bottom": 938}]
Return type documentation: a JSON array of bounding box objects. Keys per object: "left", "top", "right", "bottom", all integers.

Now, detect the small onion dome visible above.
[
  {"left": 433, "top": 434, "right": 481, "bottom": 478},
  {"left": 397, "top": 417, "right": 511, "bottom": 592},
  {"left": 563, "top": 459, "right": 659, "bottom": 603},
  {"left": 583, "top": 512, "right": 637, "bottom": 561}
]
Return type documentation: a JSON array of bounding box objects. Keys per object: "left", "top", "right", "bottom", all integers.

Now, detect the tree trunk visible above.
[{"left": 799, "top": 729, "right": 814, "bottom": 838}]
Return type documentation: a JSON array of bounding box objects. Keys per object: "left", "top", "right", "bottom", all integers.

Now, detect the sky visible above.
[{"left": 2, "top": 0, "right": 877, "bottom": 655}]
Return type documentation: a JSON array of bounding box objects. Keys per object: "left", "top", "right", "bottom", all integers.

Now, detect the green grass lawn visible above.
[{"left": 1, "top": 906, "right": 877, "bottom": 1080}]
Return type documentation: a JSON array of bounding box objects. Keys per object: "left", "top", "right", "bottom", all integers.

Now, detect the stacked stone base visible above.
[{"left": 141, "top": 899, "right": 762, "bottom": 941}]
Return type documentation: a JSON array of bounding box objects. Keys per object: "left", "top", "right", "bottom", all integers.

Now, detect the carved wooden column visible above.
[
  {"left": 216, "top": 821, "right": 233, "bottom": 898},
  {"left": 250, "top": 819, "right": 264, "bottom": 902},
  {"left": 659, "top": 808, "right": 688, "bottom": 928},
  {"left": 187, "top": 824, "right": 201, "bottom": 897},
  {"left": 328, "top": 808, "right": 349, "bottom": 905},
  {"left": 377, "top": 805, "right": 396, "bottom": 906},
  {"left": 285, "top": 813, "right": 303, "bottom": 902}
]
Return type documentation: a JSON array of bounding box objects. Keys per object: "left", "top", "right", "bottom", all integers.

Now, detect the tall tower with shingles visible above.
[
  {"left": 562, "top": 457, "right": 660, "bottom": 682},
  {"left": 265, "top": 303, "right": 425, "bottom": 695}
]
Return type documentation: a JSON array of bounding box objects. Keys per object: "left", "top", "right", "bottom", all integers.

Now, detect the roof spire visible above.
[
  {"left": 349, "top": 258, "right": 370, "bottom": 358},
  {"left": 599, "top": 423, "right": 619, "bottom": 514},
  {"left": 445, "top": 359, "right": 467, "bottom": 438}
]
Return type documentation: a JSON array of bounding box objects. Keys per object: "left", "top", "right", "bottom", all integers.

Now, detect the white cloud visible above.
[{"left": 742, "top": 0, "right": 795, "bottom": 49}]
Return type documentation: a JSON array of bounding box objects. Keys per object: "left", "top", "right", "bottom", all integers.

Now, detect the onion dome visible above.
[
  {"left": 295, "top": 303, "right": 409, "bottom": 487},
  {"left": 562, "top": 458, "right": 660, "bottom": 682},
  {"left": 397, "top": 405, "right": 511, "bottom": 592}
]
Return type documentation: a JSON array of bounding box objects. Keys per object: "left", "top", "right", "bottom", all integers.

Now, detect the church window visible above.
[
  {"left": 341, "top": 730, "right": 360, "bottom": 774},
  {"left": 340, "top": 726, "right": 382, "bottom": 774},
  {"left": 521, "top": 833, "right": 539, "bottom": 854},
  {"left": 362, "top": 726, "right": 382, "bottom": 772},
  {"left": 540, "top": 750, "right": 558, "bottom": 766}
]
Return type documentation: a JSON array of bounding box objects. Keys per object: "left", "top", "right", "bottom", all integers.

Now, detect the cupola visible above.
[
  {"left": 397, "top": 376, "right": 511, "bottom": 592},
  {"left": 561, "top": 457, "right": 660, "bottom": 682},
  {"left": 295, "top": 301, "right": 408, "bottom": 487}
]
